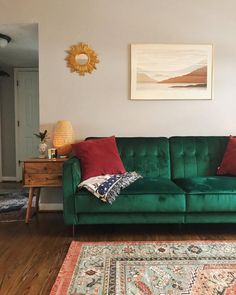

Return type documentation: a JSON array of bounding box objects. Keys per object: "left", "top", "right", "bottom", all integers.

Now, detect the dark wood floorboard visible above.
[{"left": 0, "top": 212, "right": 236, "bottom": 295}]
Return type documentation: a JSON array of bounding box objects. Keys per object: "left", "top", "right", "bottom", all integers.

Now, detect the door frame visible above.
[{"left": 14, "top": 68, "right": 39, "bottom": 181}]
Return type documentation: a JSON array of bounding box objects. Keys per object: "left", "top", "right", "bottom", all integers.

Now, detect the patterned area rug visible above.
[
  {"left": 0, "top": 190, "right": 32, "bottom": 222},
  {"left": 50, "top": 241, "right": 236, "bottom": 295}
]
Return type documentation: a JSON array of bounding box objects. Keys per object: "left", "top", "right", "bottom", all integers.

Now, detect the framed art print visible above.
[{"left": 131, "top": 44, "right": 213, "bottom": 100}]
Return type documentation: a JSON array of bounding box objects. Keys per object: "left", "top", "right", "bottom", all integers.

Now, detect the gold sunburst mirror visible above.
[{"left": 65, "top": 43, "right": 99, "bottom": 76}]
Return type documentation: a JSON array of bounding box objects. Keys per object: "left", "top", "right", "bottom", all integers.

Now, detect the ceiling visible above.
[{"left": 0, "top": 23, "right": 38, "bottom": 68}]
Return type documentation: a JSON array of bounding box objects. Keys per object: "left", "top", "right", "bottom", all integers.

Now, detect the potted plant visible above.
[{"left": 34, "top": 130, "right": 48, "bottom": 158}]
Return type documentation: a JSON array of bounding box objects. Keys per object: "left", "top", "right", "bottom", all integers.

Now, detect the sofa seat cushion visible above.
[
  {"left": 75, "top": 178, "right": 185, "bottom": 213},
  {"left": 174, "top": 176, "right": 236, "bottom": 212}
]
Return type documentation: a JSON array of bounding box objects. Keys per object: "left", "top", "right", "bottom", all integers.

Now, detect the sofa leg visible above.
[
  {"left": 72, "top": 224, "right": 76, "bottom": 237},
  {"left": 177, "top": 223, "right": 182, "bottom": 232}
]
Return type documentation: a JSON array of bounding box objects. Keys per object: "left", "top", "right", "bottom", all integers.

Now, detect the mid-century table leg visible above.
[
  {"left": 35, "top": 187, "right": 41, "bottom": 213},
  {"left": 25, "top": 187, "right": 34, "bottom": 224}
]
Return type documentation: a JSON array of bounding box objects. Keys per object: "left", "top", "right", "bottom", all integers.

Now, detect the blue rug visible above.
[{"left": 0, "top": 190, "right": 28, "bottom": 213}]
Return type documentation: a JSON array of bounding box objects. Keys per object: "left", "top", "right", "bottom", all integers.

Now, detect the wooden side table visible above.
[{"left": 23, "top": 158, "right": 66, "bottom": 223}]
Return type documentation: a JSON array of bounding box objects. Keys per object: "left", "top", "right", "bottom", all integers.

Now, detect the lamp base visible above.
[
  {"left": 59, "top": 155, "right": 68, "bottom": 159},
  {"left": 55, "top": 144, "right": 72, "bottom": 156}
]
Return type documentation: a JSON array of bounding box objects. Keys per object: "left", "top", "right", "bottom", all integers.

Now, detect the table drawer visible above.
[
  {"left": 24, "top": 174, "right": 63, "bottom": 186},
  {"left": 24, "top": 162, "right": 63, "bottom": 174}
]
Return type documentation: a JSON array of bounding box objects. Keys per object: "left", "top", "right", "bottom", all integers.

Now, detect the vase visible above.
[{"left": 39, "top": 141, "right": 48, "bottom": 158}]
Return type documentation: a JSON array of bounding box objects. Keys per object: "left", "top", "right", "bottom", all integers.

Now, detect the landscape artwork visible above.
[{"left": 131, "top": 44, "right": 213, "bottom": 100}]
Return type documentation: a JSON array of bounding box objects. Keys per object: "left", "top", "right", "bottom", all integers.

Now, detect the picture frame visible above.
[{"left": 131, "top": 44, "right": 213, "bottom": 100}]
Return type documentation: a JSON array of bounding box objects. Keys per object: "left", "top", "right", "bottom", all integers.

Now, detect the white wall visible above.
[
  {"left": 1, "top": 0, "right": 236, "bottom": 140},
  {"left": 0, "top": 67, "right": 16, "bottom": 178}
]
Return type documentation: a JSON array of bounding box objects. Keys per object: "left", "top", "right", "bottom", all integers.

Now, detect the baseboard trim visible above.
[
  {"left": 2, "top": 176, "right": 17, "bottom": 181},
  {"left": 39, "top": 203, "right": 63, "bottom": 211}
]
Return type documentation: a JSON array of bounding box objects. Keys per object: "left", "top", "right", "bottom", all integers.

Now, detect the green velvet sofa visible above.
[{"left": 63, "top": 136, "right": 236, "bottom": 226}]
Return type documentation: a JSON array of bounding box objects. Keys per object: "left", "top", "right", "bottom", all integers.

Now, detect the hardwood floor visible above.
[{"left": 0, "top": 212, "right": 236, "bottom": 295}]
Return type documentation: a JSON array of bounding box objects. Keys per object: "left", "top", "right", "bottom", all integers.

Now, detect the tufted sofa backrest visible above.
[
  {"left": 169, "top": 136, "right": 228, "bottom": 179},
  {"left": 115, "top": 137, "right": 170, "bottom": 178}
]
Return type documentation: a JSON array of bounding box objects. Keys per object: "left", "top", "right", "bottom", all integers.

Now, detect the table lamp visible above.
[{"left": 53, "top": 120, "right": 74, "bottom": 156}]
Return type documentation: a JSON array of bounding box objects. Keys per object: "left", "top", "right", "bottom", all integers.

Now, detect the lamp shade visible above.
[
  {"left": 53, "top": 120, "right": 74, "bottom": 155},
  {"left": 0, "top": 33, "right": 11, "bottom": 48}
]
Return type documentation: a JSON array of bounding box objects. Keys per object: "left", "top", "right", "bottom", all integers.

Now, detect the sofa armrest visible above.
[{"left": 63, "top": 156, "right": 81, "bottom": 225}]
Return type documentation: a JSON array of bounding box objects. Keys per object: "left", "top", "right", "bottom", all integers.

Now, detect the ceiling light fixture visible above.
[
  {"left": 0, "top": 33, "right": 11, "bottom": 48},
  {"left": 0, "top": 70, "right": 10, "bottom": 77}
]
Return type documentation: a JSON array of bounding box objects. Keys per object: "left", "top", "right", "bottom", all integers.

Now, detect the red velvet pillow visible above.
[
  {"left": 217, "top": 136, "right": 236, "bottom": 175},
  {"left": 72, "top": 136, "right": 126, "bottom": 180}
]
